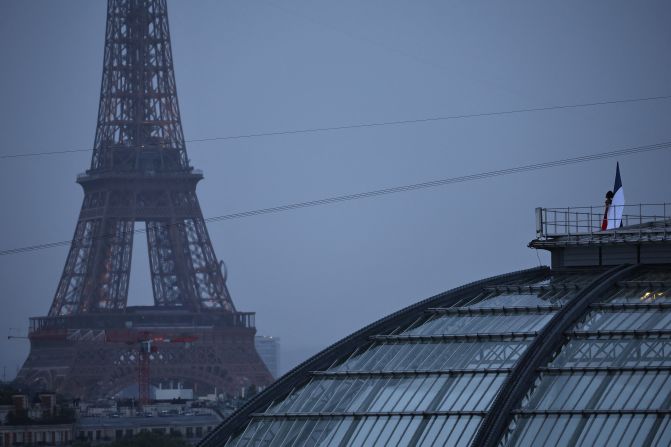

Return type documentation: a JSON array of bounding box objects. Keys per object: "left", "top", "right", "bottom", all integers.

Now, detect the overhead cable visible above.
[
  {"left": 1, "top": 94, "right": 670, "bottom": 160},
  {"left": 1, "top": 140, "right": 669, "bottom": 257}
]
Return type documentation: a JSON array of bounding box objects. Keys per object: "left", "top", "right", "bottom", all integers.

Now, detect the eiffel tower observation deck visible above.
[{"left": 16, "top": 0, "right": 273, "bottom": 400}]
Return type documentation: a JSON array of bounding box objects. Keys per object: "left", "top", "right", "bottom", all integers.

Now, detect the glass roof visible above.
[
  {"left": 501, "top": 266, "right": 671, "bottom": 447},
  {"left": 220, "top": 269, "right": 603, "bottom": 446},
  {"left": 203, "top": 266, "right": 671, "bottom": 447}
]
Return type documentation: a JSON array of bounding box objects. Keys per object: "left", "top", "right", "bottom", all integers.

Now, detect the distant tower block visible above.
[
  {"left": 16, "top": 0, "right": 272, "bottom": 399},
  {"left": 255, "top": 336, "right": 281, "bottom": 379}
]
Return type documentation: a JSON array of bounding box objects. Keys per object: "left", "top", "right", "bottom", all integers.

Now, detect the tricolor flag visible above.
[{"left": 605, "top": 163, "right": 625, "bottom": 229}]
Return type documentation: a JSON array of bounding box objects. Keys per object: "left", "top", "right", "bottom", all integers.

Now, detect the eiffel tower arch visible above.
[{"left": 16, "top": 0, "right": 273, "bottom": 399}]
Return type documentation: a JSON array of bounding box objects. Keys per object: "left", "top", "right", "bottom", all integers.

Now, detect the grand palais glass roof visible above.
[
  {"left": 197, "top": 205, "right": 671, "bottom": 446},
  {"left": 200, "top": 262, "right": 671, "bottom": 446}
]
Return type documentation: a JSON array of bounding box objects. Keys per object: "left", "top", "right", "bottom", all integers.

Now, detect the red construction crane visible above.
[{"left": 106, "top": 330, "right": 197, "bottom": 406}]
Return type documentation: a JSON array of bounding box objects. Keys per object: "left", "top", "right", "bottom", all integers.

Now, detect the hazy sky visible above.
[{"left": 1, "top": 0, "right": 670, "bottom": 378}]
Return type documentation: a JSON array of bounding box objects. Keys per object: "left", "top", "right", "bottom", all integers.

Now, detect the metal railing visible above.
[{"left": 536, "top": 203, "right": 671, "bottom": 238}]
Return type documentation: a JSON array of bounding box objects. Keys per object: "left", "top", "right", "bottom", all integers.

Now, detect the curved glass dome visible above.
[
  {"left": 500, "top": 267, "right": 671, "bottom": 446},
  {"left": 199, "top": 263, "right": 671, "bottom": 446},
  {"left": 200, "top": 207, "right": 671, "bottom": 447}
]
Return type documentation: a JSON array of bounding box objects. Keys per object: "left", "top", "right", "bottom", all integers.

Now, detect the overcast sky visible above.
[{"left": 1, "top": 0, "right": 670, "bottom": 378}]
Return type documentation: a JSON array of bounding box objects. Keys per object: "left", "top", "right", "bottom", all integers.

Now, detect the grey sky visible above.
[{"left": 1, "top": 0, "right": 670, "bottom": 377}]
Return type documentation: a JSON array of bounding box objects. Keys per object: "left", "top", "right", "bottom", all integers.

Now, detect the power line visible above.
[
  {"left": 2, "top": 94, "right": 671, "bottom": 160},
  {"left": 1, "top": 140, "right": 669, "bottom": 257}
]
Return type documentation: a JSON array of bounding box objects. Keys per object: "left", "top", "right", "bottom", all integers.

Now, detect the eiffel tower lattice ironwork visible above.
[{"left": 16, "top": 0, "right": 273, "bottom": 399}]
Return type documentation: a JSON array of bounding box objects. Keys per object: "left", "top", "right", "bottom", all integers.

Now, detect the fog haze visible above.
[{"left": 1, "top": 1, "right": 670, "bottom": 378}]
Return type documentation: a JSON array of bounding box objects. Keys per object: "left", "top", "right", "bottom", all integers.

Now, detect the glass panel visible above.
[
  {"left": 229, "top": 420, "right": 263, "bottom": 447},
  {"left": 524, "top": 370, "right": 671, "bottom": 412},
  {"left": 416, "top": 416, "right": 448, "bottom": 446},
  {"left": 592, "top": 414, "right": 620, "bottom": 446},
  {"left": 264, "top": 379, "right": 325, "bottom": 414},
  {"left": 373, "top": 416, "right": 402, "bottom": 445},
  {"left": 508, "top": 415, "right": 657, "bottom": 447},
  {"left": 390, "top": 417, "right": 422, "bottom": 445},
  {"left": 414, "top": 416, "right": 482, "bottom": 447},
  {"left": 262, "top": 373, "right": 511, "bottom": 417},
  {"left": 471, "top": 373, "right": 507, "bottom": 411},
  {"left": 332, "top": 340, "right": 530, "bottom": 372},
  {"left": 295, "top": 380, "right": 340, "bottom": 413},
  {"left": 403, "top": 313, "right": 554, "bottom": 336},
  {"left": 251, "top": 420, "right": 282, "bottom": 446},
  {"left": 453, "top": 271, "right": 600, "bottom": 309},
  {"left": 393, "top": 376, "right": 444, "bottom": 411},
  {"left": 575, "top": 415, "right": 609, "bottom": 447},
  {"left": 269, "top": 420, "right": 302, "bottom": 447},
  {"left": 507, "top": 416, "right": 549, "bottom": 447},
  {"left": 437, "top": 374, "right": 479, "bottom": 411},
  {"left": 320, "top": 418, "right": 352, "bottom": 446},
  {"left": 410, "top": 376, "right": 446, "bottom": 411},
  {"left": 549, "top": 337, "right": 671, "bottom": 368},
  {"left": 448, "top": 415, "right": 481, "bottom": 446},
  {"left": 605, "top": 286, "right": 671, "bottom": 304},
  {"left": 366, "top": 379, "right": 397, "bottom": 412},
  {"left": 530, "top": 415, "right": 562, "bottom": 446},
  {"left": 389, "top": 377, "right": 430, "bottom": 412},
  {"left": 348, "top": 417, "right": 379, "bottom": 447},
  {"left": 432, "top": 416, "right": 460, "bottom": 445},
  {"left": 301, "top": 419, "right": 338, "bottom": 446},
  {"left": 534, "top": 373, "right": 604, "bottom": 410},
  {"left": 545, "top": 415, "right": 571, "bottom": 446},
  {"left": 325, "top": 379, "right": 367, "bottom": 412},
  {"left": 652, "top": 416, "right": 671, "bottom": 447},
  {"left": 607, "top": 415, "right": 634, "bottom": 447},
  {"left": 576, "top": 309, "right": 671, "bottom": 331},
  {"left": 508, "top": 414, "right": 667, "bottom": 447},
  {"left": 648, "top": 373, "right": 671, "bottom": 408},
  {"left": 556, "top": 415, "right": 582, "bottom": 446},
  {"left": 599, "top": 373, "right": 644, "bottom": 410},
  {"left": 465, "top": 291, "right": 571, "bottom": 308}
]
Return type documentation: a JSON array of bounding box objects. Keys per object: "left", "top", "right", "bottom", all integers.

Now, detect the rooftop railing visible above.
[{"left": 536, "top": 203, "right": 671, "bottom": 238}]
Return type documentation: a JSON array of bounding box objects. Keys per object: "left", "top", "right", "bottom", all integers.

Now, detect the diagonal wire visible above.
[
  {"left": 1, "top": 94, "right": 671, "bottom": 160},
  {"left": 1, "top": 140, "right": 669, "bottom": 257}
]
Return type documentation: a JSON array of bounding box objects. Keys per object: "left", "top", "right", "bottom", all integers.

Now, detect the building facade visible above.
[
  {"left": 77, "top": 414, "right": 221, "bottom": 445},
  {"left": 0, "top": 424, "right": 73, "bottom": 447}
]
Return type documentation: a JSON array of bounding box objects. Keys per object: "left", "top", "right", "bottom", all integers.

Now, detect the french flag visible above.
[{"left": 605, "top": 163, "right": 625, "bottom": 229}]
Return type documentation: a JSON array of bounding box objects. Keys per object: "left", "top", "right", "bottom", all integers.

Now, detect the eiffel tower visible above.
[{"left": 16, "top": 0, "right": 273, "bottom": 399}]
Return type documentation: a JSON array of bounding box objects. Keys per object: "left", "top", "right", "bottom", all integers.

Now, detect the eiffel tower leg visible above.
[
  {"left": 178, "top": 216, "right": 235, "bottom": 311},
  {"left": 80, "top": 217, "right": 135, "bottom": 313},
  {"left": 50, "top": 218, "right": 100, "bottom": 316},
  {"left": 147, "top": 220, "right": 188, "bottom": 308}
]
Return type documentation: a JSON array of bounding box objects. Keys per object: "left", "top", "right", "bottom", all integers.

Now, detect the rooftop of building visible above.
[
  {"left": 531, "top": 202, "right": 670, "bottom": 248},
  {"left": 199, "top": 203, "right": 671, "bottom": 447},
  {"left": 78, "top": 414, "right": 221, "bottom": 429}
]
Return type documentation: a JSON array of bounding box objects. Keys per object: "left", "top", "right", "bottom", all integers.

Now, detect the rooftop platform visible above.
[{"left": 529, "top": 203, "right": 671, "bottom": 267}]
